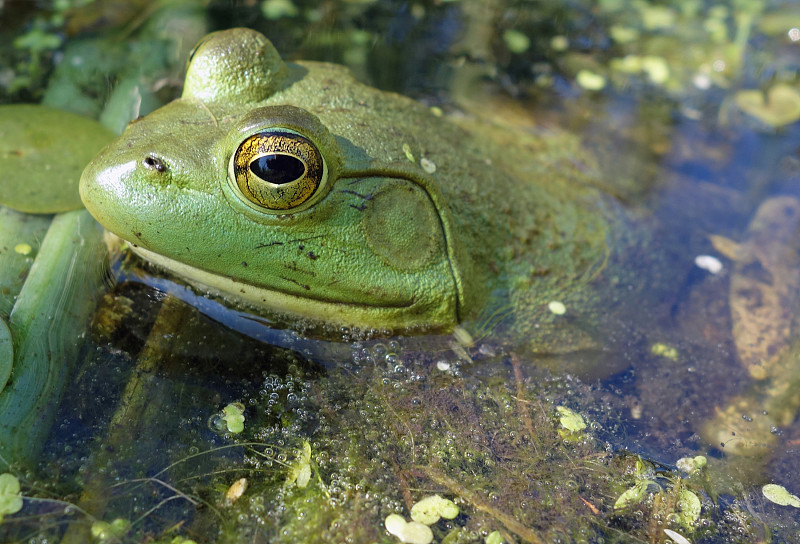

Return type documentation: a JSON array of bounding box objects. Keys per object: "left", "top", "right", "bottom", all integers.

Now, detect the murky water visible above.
[{"left": 1, "top": 1, "right": 800, "bottom": 542}]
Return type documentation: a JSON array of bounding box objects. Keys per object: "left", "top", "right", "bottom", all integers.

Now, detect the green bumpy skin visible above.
[{"left": 80, "top": 28, "right": 620, "bottom": 336}]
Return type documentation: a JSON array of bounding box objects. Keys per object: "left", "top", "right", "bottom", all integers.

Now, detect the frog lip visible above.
[
  {"left": 131, "top": 244, "right": 413, "bottom": 307},
  {"left": 128, "top": 245, "right": 443, "bottom": 331}
]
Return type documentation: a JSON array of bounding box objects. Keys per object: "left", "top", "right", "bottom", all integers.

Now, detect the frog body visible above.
[{"left": 80, "top": 28, "right": 622, "bottom": 343}]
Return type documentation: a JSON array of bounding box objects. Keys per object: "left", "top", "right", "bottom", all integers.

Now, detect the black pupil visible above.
[{"left": 250, "top": 154, "right": 305, "bottom": 185}]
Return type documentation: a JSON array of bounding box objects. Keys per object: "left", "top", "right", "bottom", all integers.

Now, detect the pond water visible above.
[{"left": 1, "top": 1, "right": 800, "bottom": 543}]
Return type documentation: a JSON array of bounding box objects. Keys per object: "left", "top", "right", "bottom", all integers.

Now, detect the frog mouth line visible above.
[{"left": 128, "top": 245, "right": 437, "bottom": 330}]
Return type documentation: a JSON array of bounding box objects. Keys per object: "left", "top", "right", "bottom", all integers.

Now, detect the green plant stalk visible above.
[
  {"left": 0, "top": 210, "right": 106, "bottom": 469},
  {"left": 0, "top": 207, "right": 53, "bottom": 394},
  {"left": 0, "top": 207, "right": 52, "bottom": 321}
]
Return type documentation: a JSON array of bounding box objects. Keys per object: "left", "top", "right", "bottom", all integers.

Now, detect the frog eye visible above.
[{"left": 230, "top": 130, "right": 326, "bottom": 211}]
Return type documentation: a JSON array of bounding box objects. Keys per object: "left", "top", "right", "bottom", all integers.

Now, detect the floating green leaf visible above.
[
  {"left": 385, "top": 513, "right": 433, "bottom": 544},
  {"left": 410, "top": 494, "right": 459, "bottom": 525},
  {"left": 762, "top": 483, "right": 800, "bottom": 507},
  {"left": 485, "top": 531, "right": 505, "bottom": 544},
  {"left": 736, "top": 84, "right": 800, "bottom": 128},
  {"left": 0, "top": 473, "right": 23, "bottom": 522},
  {"left": 221, "top": 403, "right": 245, "bottom": 433},
  {"left": 556, "top": 406, "right": 587, "bottom": 433},
  {"left": 0, "top": 105, "right": 114, "bottom": 213},
  {"left": 576, "top": 70, "right": 606, "bottom": 91}
]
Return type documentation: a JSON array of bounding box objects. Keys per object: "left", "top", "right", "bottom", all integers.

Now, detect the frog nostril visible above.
[{"left": 143, "top": 155, "right": 168, "bottom": 173}]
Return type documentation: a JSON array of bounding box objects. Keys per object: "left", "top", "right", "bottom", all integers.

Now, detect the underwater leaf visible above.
[
  {"left": 576, "top": 70, "right": 607, "bottom": 91},
  {"left": 225, "top": 478, "right": 248, "bottom": 505},
  {"left": 762, "top": 483, "right": 800, "bottom": 507},
  {"left": 170, "top": 537, "right": 198, "bottom": 544},
  {"left": 0, "top": 473, "right": 22, "bottom": 521},
  {"left": 650, "top": 342, "right": 679, "bottom": 360},
  {"left": 286, "top": 441, "right": 312, "bottom": 488},
  {"left": 677, "top": 489, "right": 702, "bottom": 526},
  {"left": 90, "top": 518, "right": 130, "bottom": 541},
  {"left": 613, "top": 480, "right": 654, "bottom": 511}
]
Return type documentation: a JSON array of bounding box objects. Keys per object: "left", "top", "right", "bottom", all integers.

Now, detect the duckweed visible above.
[
  {"left": 650, "top": 342, "right": 679, "bottom": 360},
  {"left": 221, "top": 402, "right": 245, "bottom": 433},
  {"left": 676, "top": 455, "right": 707, "bottom": 475},
  {"left": 485, "top": 531, "right": 505, "bottom": 544},
  {"left": 0, "top": 473, "right": 22, "bottom": 522},
  {"left": 410, "top": 494, "right": 459, "bottom": 525},
  {"left": 547, "top": 301, "right": 566, "bottom": 315},
  {"left": 385, "top": 514, "right": 434, "bottom": 544},
  {"left": 556, "top": 406, "right": 586, "bottom": 433},
  {"left": 735, "top": 83, "right": 800, "bottom": 127},
  {"left": 575, "top": 70, "right": 606, "bottom": 91},
  {"left": 13, "top": 243, "right": 31, "bottom": 255},
  {"left": 762, "top": 483, "right": 800, "bottom": 507},
  {"left": 90, "top": 518, "right": 130, "bottom": 541}
]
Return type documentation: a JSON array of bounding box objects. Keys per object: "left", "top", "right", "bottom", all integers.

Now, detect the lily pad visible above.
[
  {"left": 735, "top": 84, "right": 800, "bottom": 128},
  {"left": 0, "top": 104, "right": 114, "bottom": 213}
]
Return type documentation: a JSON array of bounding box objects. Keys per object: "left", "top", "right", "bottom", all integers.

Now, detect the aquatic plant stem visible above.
[
  {"left": 0, "top": 211, "right": 105, "bottom": 469},
  {"left": 510, "top": 353, "right": 537, "bottom": 443},
  {"left": 419, "top": 466, "right": 546, "bottom": 544},
  {"left": 60, "top": 295, "right": 192, "bottom": 544}
]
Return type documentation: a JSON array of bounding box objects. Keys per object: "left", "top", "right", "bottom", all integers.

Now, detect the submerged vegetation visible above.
[
  {"left": 1, "top": 0, "right": 800, "bottom": 542},
  {"left": 1, "top": 298, "right": 798, "bottom": 542}
]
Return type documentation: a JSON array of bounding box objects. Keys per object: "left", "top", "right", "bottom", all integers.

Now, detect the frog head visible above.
[{"left": 80, "top": 28, "right": 488, "bottom": 332}]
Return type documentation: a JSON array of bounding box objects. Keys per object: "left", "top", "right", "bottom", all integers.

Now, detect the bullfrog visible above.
[{"left": 79, "top": 27, "right": 629, "bottom": 354}]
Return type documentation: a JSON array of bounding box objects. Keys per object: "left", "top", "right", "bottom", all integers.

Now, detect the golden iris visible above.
[{"left": 231, "top": 131, "right": 324, "bottom": 210}]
